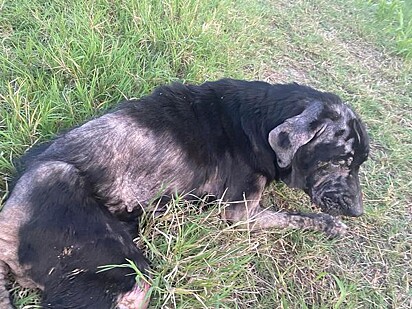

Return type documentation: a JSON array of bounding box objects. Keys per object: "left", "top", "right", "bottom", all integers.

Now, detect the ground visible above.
[{"left": 0, "top": 0, "right": 411, "bottom": 308}]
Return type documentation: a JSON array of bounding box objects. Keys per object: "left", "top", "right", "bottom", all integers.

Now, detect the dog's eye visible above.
[
  {"left": 317, "top": 161, "right": 329, "bottom": 168},
  {"left": 331, "top": 157, "right": 353, "bottom": 167},
  {"left": 331, "top": 159, "right": 346, "bottom": 167}
]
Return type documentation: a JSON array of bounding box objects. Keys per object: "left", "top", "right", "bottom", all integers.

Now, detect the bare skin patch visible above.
[{"left": 116, "top": 281, "right": 150, "bottom": 309}]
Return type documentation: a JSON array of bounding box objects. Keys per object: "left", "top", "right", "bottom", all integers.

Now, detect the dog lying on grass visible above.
[{"left": 0, "top": 79, "right": 369, "bottom": 308}]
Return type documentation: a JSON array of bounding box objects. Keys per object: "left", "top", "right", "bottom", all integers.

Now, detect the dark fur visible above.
[
  {"left": 0, "top": 79, "right": 369, "bottom": 308},
  {"left": 19, "top": 162, "right": 148, "bottom": 308}
]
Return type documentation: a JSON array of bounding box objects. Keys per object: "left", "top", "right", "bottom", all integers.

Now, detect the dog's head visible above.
[{"left": 268, "top": 94, "right": 369, "bottom": 217}]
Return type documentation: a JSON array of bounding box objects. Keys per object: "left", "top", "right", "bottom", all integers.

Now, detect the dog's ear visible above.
[{"left": 268, "top": 101, "right": 326, "bottom": 168}]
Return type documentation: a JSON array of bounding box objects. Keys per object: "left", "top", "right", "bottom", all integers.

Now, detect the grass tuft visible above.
[{"left": 366, "top": 0, "right": 412, "bottom": 58}]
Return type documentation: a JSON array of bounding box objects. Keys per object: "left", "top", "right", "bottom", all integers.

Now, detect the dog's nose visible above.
[
  {"left": 343, "top": 195, "right": 363, "bottom": 217},
  {"left": 345, "top": 205, "right": 363, "bottom": 217}
]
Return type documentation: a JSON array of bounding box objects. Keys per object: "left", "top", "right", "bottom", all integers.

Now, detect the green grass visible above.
[
  {"left": 366, "top": 0, "right": 412, "bottom": 58},
  {"left": 1, "top": 0, "right": 411, "bottom": 308}
]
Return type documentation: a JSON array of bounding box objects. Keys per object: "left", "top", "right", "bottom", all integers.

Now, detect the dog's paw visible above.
[
  {"left": 322, "top": 214, "right": 348, "bottom": 237},
  {"left": 305, "top": 213, "right": 348, "bottom": 237},
  {"left": 325, "top": 219, "right": 348, "bottom": 237}
]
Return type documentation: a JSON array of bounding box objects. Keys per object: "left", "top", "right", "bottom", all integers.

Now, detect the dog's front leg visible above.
[
  {"left": 222, "top": 175, "right": 347, "bottom": 237},
  {"left": 249, "top": 208, "right": 347, "bottom": 236},
  {"left": 226, "top": 203, "right": 347, "bottom": 237}
]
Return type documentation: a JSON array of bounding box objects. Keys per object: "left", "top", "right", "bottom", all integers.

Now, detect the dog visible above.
[{"left": 0, "top": 79, "right": 369, "bottom": 308}]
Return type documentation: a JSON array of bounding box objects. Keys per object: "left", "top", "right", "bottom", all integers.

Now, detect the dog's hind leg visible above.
[
  {"left": 13, "top": 161, "right": 150, "bottom": 309},
  {"left": 0, "top": 160, "right": 150, "bottom": 308},
  {"left": 0, "top": 176, "right": 40, "bottom": 309}
]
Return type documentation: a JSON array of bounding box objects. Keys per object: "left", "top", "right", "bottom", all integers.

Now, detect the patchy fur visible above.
[{"left": 0, "top": 79, "right": 369, "bottom": 308}]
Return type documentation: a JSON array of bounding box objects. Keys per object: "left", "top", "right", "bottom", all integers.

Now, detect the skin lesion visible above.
[{"left": 116, "top": 281, "right": 151, "bottom": 309}]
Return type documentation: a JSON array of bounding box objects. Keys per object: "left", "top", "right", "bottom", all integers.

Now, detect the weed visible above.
[{"left": 366, "top": 0, "right": 412, "bottom": 57}]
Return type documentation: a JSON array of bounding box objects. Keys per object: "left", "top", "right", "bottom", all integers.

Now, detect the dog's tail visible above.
[{"left": 4, "top": 161, "right": 148, "bottom": 308}]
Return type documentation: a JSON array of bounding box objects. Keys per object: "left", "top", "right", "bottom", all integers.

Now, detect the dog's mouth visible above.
[
  {"left": 310, "top": 189, "right": 365, "bottom": 217},
  {"left": 309, "top": 203, "right": 335, "bottom": 216},
  {"left": 310, "top": 195, "right": 344, "bottom": 218},
  {"left": 309, "top": 201, "right": 344, "bottom": 219},
  {"left": 308, "top": 175, "right": 364, "bottom": 218}
]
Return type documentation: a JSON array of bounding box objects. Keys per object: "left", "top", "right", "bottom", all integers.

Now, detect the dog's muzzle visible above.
[
  {"left": 319, "top": 191, "right": 363, "bottom": 217},
  {"left": 310, "top": 181, "right": 364, "bottom": 217}
]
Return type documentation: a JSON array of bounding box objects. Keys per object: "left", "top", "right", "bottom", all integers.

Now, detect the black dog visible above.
[{"left": 0, "top": 79, "right": 369, "bottom": 308}]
